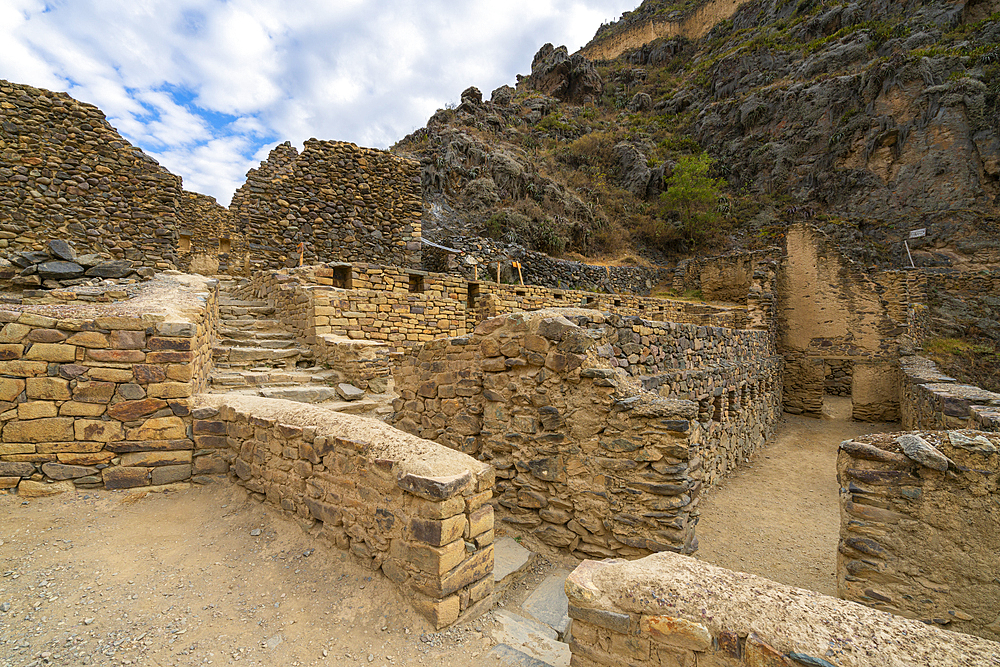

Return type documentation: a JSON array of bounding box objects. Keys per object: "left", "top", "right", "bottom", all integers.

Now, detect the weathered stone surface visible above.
[
  {"left": 36, "top": 260, "right": 84, "bottom": 280},
  {"left": 46, "top": 239, "right": 77, "bottom": 261},
  {"left": 17, "top": 401, "right": 58, "bottom": 419},
  {"left": 0, "top": 461, "right": 36, "bottom": 478},
  {"left": 4, "top": 417, "right": 74, "bottom": 442},
  {"left": 107, "top": 398, "right": 168, "bottom": 421},
  {"left": 41, "top": 462, "right": 97, "bottom": 480},
  {"left": 73, "top": 419, "right": 124, "bottom": 442},
  {"left": 896, "top": 434, "right": 951, "bottom": 471},
  {"left": 641, "top": 615, "right": 712, "bottom": 650},
  {"left": 151, "top": 464, "right": 192, "bottom": 485},
  {"left": 103, "top": 466, "right": 150, "bottom": 489},
  {"left": 85, "top": 260, "right": 134, "bottom": 278},
  {"left": 410, "top": 514, "right": 467, "bottom": 547},
  {"left": 131, "top": 416, "right": 187, "bottom": 440},
  {"left": 0, "top": 377, "right": 25, "bottom": 402},
  {"left": 18, "top": 480, "right": 75, "bottom": 498},
  {"left": 26, "top": 377, "right": 71, "bottom": 400},
  {"left": 25, "top": 343, "right": 76, "bottom": 363},
  {"left": 397, "top": 470, "right": 472, "bottom": 501},
  {"left": 73, "top": 381, "right": 116, "bottom": 404}
]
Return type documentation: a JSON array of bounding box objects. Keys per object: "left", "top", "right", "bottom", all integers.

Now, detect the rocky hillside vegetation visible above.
[{"left": 393, "top": 0, "right": 1000, "bottom": 270}]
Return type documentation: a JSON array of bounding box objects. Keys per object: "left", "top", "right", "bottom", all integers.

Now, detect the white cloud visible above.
[{"left": 0, "top": 0, "right": 639, "bottom": 205}]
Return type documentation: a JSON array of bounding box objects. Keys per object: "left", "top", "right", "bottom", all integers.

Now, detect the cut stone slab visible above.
[
  {"left": 336, "top": 383, "right": 365, "bottom": 401},
  {"left": 490, "top": 610, "right": 570, "bottom": 667},
  {"left": 479, "top": 643, "right": 557, "bottom": 667},
  {"left": 522, "top": 571, "right": 572, "bottom": 636},
  {"left": 260, "top": 386, "right": 338, "bottom": 404},
  {"left": 37, "top": 260, "right": 84, "bottom": 280},
  {"left": 494, "top": 536, "right": 534, "bottom": 586}
]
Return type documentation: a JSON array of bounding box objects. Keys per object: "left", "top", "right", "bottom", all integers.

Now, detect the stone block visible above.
[
  {"left": 74, "top": 419, "right": 125, "bottom": 442},
  {"left": 4, "top": 417, "right": 74, "bottom": 442},
  {"left": 102, "top": 466, "right": 151, "bottom": 489},
  {"left": 73, "top": 381, "right": 116, "bottom": 404},
  {"left": 41, "top": 462, "right": 97, "bottom": 480},
  {"left": 151, "top": 464, "right": 192, "bottom": 485},
  {"left": 146, "top": 382, "right": 192, "bottom": 399},
  {"left": 0, "top": 477, "right": 19, "bottom": 489},
  {"left": 154, "top": 322, "right": 197, "bottom": 337},
  {"left": 36, "top": 441, "right": 106, "bottom": 454},
  {"left": 66, "top": 331, "right": 110, "bottom": 348},
  {"left": 87, "top": 349, "right": 145, "bottom": 363},
  {"left": 59, "top": 401, "right": 107, "bottom": 417},
  {"left": 18, "top": 480, "right": 75, "bottom": 498},
  {"left": 468, "top": 504, "right": 494, "bottom": 538},
  {"left": 57, "top": 452, "right": 115, "bottom": 466},
  {"left": 0, "top": 343, "right": 24, "bottom": 360},
  {"left": 416, "top": 544, "right": 494, "bottom": 598},
  {"left": 410, "top": 514, "right": 468, "bottom": 547},
  {"left": 107, "top": 439, "right": 193, "bottom": 453},
  {"left": 0, "top": 360, "right": 48, "bottom": 376},
  {"left": 397, "top": 470, "right": 472, "bottom": 501},
  {"left": 0, "top": 461, "right": 36, "bottom": 477},
  {"left": 193, "top": 453, "right": 229, "bottom": 475},
  {"left": 641, "top": 615, "right": 712, "bottom": 651},
  {"left": 110, "top": 330, "right": 146, "bottom": 350},
  {"left": 26, "top": 377, "right": 71, "bottom": 400},
  {"left": 409, "top": 593, "right": 461, "bottom": 630},
  {"left": 131, "top": 416, "right": 187, "bottom": 440},
  {"left": 107, "top": 398, "right": 168, "bottom": 421},
  {"left": 146, "top": 351, "right": 192, "bottom": 363},
  {"left": 392, "top": 538, "right": 466, "bottom": 576},
  {"left": 17, "top": 401, "right": 58, "bottom": 420},
  {"left": 148, "top": 337, "right": 192, "bottom": 351},
  {"left": 133, "top": 364, "right": 167, "bottom": 384},
  {"left": 0, "top": 443, "right": 36, "bottom": 455},
  {"left": 25, "top": 343, "right": 77, "bottom": 363},
  {"left": 0, "top": 377, "right": 25, "bottom": 402},
  {"left": 166, "top": 364, "right": 193, "bottom": 382},
  {"left": 0, "top": 322, "right": 30, "bottom": 343}
]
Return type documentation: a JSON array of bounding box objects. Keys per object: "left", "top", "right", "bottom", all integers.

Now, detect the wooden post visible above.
[
  {"left": 515, "top": 261, "right": 524, "bottom": 285},
  {"left": 298, "top": 242, "right": 305, "bottom": 266},
  {"left": 473, "top": 264, "right": 478, "bottom": 281},
  {"left": 497, "top": 262, "right": 501, "bottom": 284}
]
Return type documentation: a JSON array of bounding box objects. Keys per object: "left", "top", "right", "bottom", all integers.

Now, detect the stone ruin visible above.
[{"left": 1, "top": 80, "right": 998, "bottom": 661}]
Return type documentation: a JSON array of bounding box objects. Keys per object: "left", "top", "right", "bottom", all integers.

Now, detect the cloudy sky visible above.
[{"left": 1, "top": 0, "right": 638, "bottom": 204}]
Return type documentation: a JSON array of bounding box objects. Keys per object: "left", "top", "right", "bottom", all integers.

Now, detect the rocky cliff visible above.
[{"left": 393, "top": 0, "right": 1000, "bottom": 270}]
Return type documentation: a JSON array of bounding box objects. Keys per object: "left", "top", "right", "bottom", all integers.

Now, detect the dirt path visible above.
[
  {"left": 0, "top": 483, "right": 497, "bottom": 667},
  {"left": 693, "top": 396, "right": 897, "bottom": 596}
]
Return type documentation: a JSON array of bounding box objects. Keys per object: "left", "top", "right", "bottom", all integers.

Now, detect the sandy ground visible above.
[
  {"left": 694, "top": 396, "right": 896, "bottom": 596},
  {"left": 1, "top": 395, "right": 896, "bottom": 667},
  {"left": 0, "top": 483, "right": 496, "bottom": 667}
]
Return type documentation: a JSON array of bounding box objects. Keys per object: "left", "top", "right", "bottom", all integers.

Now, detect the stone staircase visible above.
[{"left": 208, "top": 279, "right": 394, "bottom": 417}]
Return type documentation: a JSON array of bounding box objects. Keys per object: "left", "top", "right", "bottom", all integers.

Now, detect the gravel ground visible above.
[{"left": 0, "top": 482, "right": 499, "bottom": 667}]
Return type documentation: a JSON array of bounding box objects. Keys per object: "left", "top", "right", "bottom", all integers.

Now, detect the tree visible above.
[{"left": 660, "top": 153, "right": 727, "bottom": 244}]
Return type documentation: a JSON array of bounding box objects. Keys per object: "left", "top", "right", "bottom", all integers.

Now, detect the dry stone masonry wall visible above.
[
  {"left": 837, "top": 431, "right": 1000, "bottom": 641},
  {"left": 564, "top": 553, "right": 1000, "bottom": 667},
  {"left": 393, "top": 308, "right": 783, "bottom": 559},
  {"left": 0, "top": 81, "right": 184, "bottom": 271},
  {"left": 0, "top": 274, "right": 220, "bottom": 496},
  {"left": 230, "top": 140, "right": 422, "bottom": 272},
  {"left": 198, "top": 394, "right": 495, "bottom": 629},
  {"left": 900, "top": 355, "right": 1000, "bottom": 431}
]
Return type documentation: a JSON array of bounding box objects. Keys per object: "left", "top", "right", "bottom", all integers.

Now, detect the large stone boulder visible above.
[
  {"left": 518, "top": 44, "right": 603, "bottom": 105},
  {"left": 36, "top": 261, "right": 85, "bottom": 280}
]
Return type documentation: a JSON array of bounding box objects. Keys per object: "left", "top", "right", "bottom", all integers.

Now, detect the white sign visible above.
[{"left": 909, "top": 228, "right": 926, "bottom": 239}]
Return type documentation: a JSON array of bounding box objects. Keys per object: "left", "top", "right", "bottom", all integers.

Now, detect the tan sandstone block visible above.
[
  {"left": 17, "top": 401, "right": 58, "bottom": 420},
  {"left": 409, "top": 593, "right": 461, "bottom": 630},
  {"left": 26, "top": 377, "right": 71, "bottom": 400},
  {"left": 17, "top": 480, "right": 75, "bottom": 498},
  {"left": 0, "top": 360, "right": 48, "bottom": 377},
  {"left": 130, "top": 416, "right": 187, "bottom": 440},
  {"left": 121, "top": 450, "right": 192, "bottom": 467},
  {"left": 3, "top": 417, "right": 75, "bottom": 443},
  {"left": 74, "top": 419, "right": 125, "bottom": 442},
  {"left": 87, "top": 367, "right": 134, "bottom": 383},
  {"left": 59, "top": 401, "right": 107, "bottom": 417},
  {"left": 0, "top": 322, "right": 31, "bottom": 343},
  {"left": 0, "top": 378, "right": 25, "bottom": 402},
  {"left": 165, "top": 365, "right": 193, "bottom": 382},
  {"left": 25, "top": 343, "right": 77, "bottom": 363},
  {"left": 66, "top": 331, "right": 110, "bottom": 348},
  {"left": 0, "top": 343, "right": 24, "bottom": 360},
  {"left": 146, "top": 382, "right": 192, "bottom": 399}
]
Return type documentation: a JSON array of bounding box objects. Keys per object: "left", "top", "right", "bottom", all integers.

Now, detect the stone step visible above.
[
  {"left": 220, "top": 318, "right": 282, "bottom": 328},
  {"left": 219, "top": 305, "right": 275, "bottom": 316},
  {"left": 521, "top": 571, "right": 572, "bottom": 638},
  {"left": 482, "top": 611, "right": 570, "bottom": 667},
  {"left": 210, "top": 369, "right": 336, "bottom": 388},
  {"left": 494, "top": 536, "right": 537, "bottom": 593},
  {"left": 212, "top": 346, "right": 308, "bottom": 363},
  {"left": 219, "top": 298, "right": 269, "bottom": 308},
  {"left": 221, "top": 338, "right": 300, "bottom": 350},
  {"left": 218, "top": 330, "right": 297, "bottom": 341}
]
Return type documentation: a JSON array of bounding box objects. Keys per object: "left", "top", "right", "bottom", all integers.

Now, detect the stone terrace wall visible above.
[
  {"left": 230, "top": 140, "right": 422, "bottom": 272},
  {"left": 837, "top": 431, "right": 1000, "bottom": 640},
  {"left": 564, "top": 553, "right": 999, "bottom": 667},
  {"left": 392, "top": 309, "right": 769, "bottom": 560},
  {"left": 609, "top": 317, "right": 783, "bottom": 487},
  {"left": 899, "top": 355, "right": 1000, "bottom": 431},
  {"left": 0, "top": 274, "right": 221, "bottom": 496},
  {"left": 0, "top": 80, "right": 183, "bottom": 270},
  {"left": 421, "top": 235, "right": 672, "bottom": 296},
  {"left": 197, "top": 394, "right": 495, "bottom": 629},
  {"left": 476, "top": 283, "right": 748, "bottom": 329}
]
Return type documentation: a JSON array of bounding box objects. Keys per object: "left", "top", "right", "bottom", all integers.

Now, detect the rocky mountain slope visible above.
[{"left": 392, "top": 0, "right": 1000, "bottom": 269}]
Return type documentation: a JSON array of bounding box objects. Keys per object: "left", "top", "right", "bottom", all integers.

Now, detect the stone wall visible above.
[
  {"left": 198, "top": 394, "right": 495, "bottom": 629},
  {"left": 420, "top": 235, "right": 673, "bottom": 296},
  {"left": 393, "top": 308, "right": 783, "bottom": 559},
  {"left": 779, "top": 224, "right": 903, "bottom": 421},
  {"left": 393, "top": 311, "right": 702, "bottom": 559},
  {"left": 564, "top": 552, "right": 999, "bottom": 667},
  {"left": 0, "top": 80, "right": 184, "bottom": 270},
  {"left": 899, "top": 355, "right": 1000, "bottom": 431},
  {"left": 837, "top": 431, "right": 1000, "bottom": 640},
  {"left": 0, "top": 274, "right": 221, "bottom": 495},
  {"left": 176, "top": 192, "right": 246, "bottom": 276},
  {"left": 230, "top": 140, "right": 422, "bottom": 271}
]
